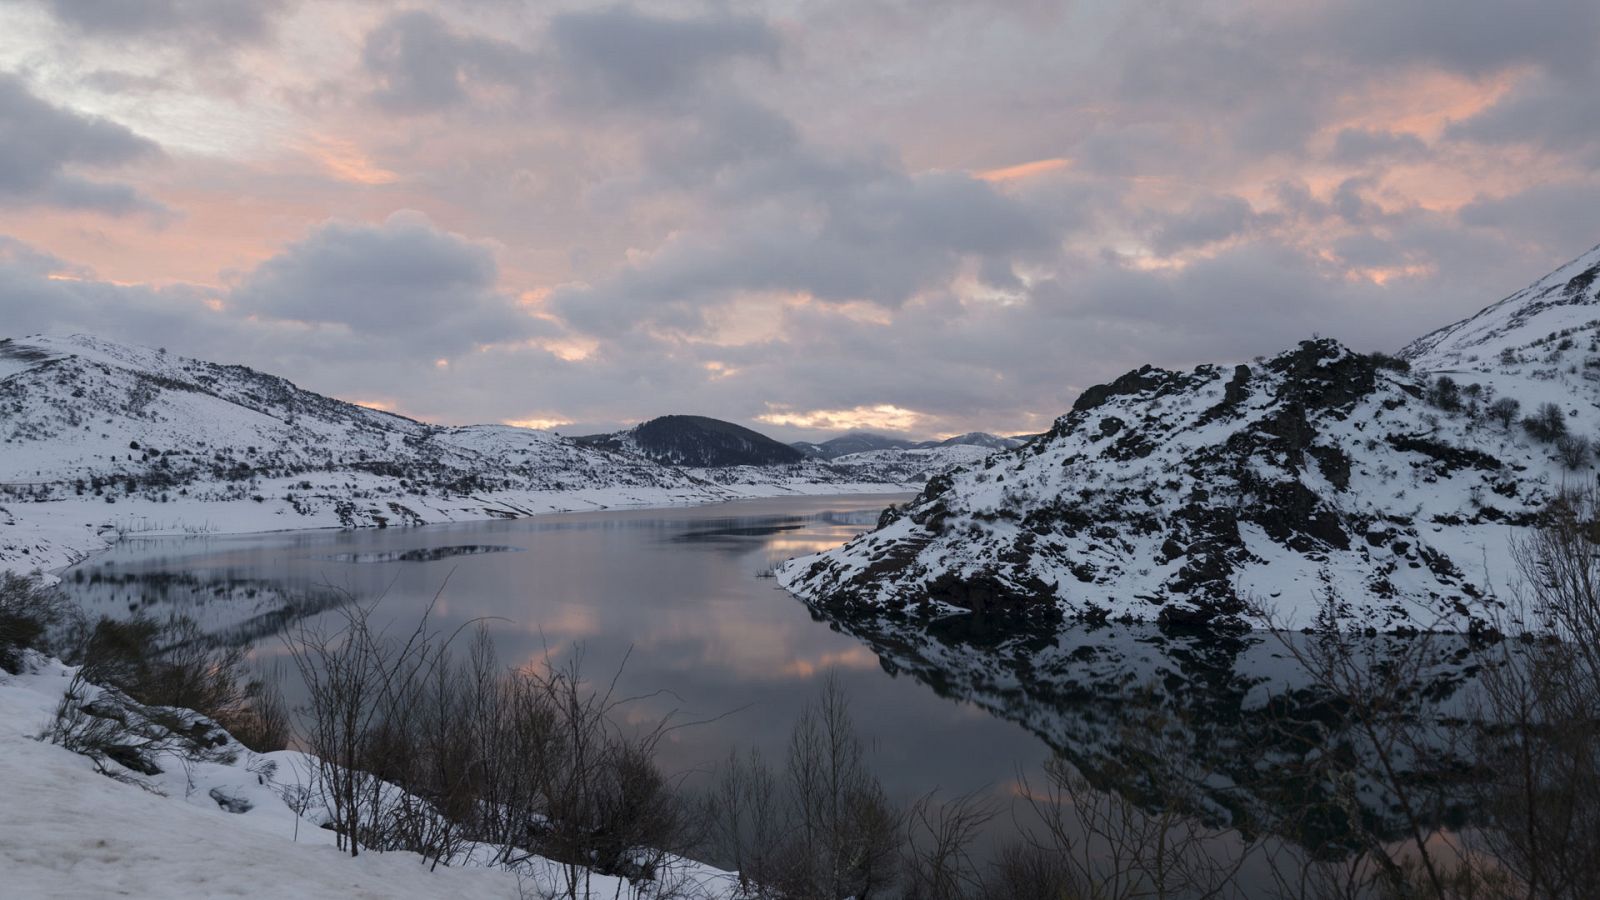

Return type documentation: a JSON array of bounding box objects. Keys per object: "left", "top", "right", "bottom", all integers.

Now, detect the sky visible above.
[{"left": 2, "top": 0, "right": 1599, "bottom": 440}]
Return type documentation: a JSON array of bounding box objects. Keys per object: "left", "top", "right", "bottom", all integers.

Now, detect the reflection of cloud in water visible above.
[
  {"left": 778, "top": 646, "right": 881, "bottom": 678},
  {"left": 516, "top": 605, "right": 603, "bottom": 645},
  {"left": 765, "top": 537, "right": 858, "bottom": 555}
]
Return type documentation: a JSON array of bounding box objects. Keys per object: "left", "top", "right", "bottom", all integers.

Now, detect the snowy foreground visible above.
[{"left": 0, "top": 654, "right": 739, "bottom": 899}]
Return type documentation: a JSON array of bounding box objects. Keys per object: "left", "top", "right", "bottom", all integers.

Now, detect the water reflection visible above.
[
  {"left": 56, "top": 494, "right": 1485, "bottom": 873},
  {"left": 60, "top": 496, "right": 1055, "bottom": 845},
  {"left": 801, "top": 598, "right": 1486, "bottom": 856}
]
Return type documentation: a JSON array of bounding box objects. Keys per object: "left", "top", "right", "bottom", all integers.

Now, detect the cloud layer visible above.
[{"left": 2, "top": 0, "right": 1599, "bottom": 439}]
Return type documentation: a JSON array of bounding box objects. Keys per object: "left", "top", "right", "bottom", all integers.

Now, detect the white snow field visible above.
[{"left": 0, "top": 655, "right": 738, "bottom": 899}]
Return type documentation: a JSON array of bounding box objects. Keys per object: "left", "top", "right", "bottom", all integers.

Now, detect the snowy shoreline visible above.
[{"left": 1, "top": 481, "right": 914, "bottom": 580}]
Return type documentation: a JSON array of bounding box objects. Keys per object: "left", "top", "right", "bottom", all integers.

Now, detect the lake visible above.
[
  {"left": 56, "top": 492, "right": 1484, "bottom": 884},
  {"left": 57, "top": 494, "right": 1058, "bottom": 849}
]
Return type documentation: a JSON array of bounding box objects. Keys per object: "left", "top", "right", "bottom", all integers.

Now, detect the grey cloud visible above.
[
  {"left": 45, "top": 0, "right": 286, "bottom": 48},
  {"left": 1329, "top": 128, "right": 1428, "bottom": 165},
  {"left": 0, "top": 73, "right": 166, "bottom": 216},
  {"left": 0, "top": 234, "right": 81, "bottom": 277},
  {"left": 1458, "top": 183, "right": 1600, "bottom": 254},
  {"left": 1318, "top": 0, "right": 1600, "bottom": 79},
  {"left": 0, "top": 238, "right": 214, "bottom": 345},
  {"left": 363, "top": 10, "right": 536, "bottom": 114},
  {"left": 229, "top": 212, "right": 539, "bottom": 355},
  {"left": 555, "top": 169, "right": 1055, "bottom": 335},
  {"left": 1446, "top": 73, "right": 1600, "bottom": 156},
  {"left": 548, "top": 6, "right": 779, "bottom": 110},
  {"left": 1148, "top": 194, "right": 1263, "bottom": 255}
]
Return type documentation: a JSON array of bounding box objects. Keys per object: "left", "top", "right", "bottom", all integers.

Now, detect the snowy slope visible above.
[
  {"left": 0, "top": 335, "right": 953, "bottom": 575},
  {"left": 0, "top": 655, "right": 736, "bottom": 898},
  {"left": 1403, "top": 242, "right": 1600, "bottom": 370},
  {"left": 781, "top": 249, "right": 1600, "bottom": 633}
]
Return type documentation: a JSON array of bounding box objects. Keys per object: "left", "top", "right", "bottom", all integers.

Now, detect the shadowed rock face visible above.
[
  {"left": 781, "top": 338, "right": 1565, "bottom": 634},
  {"left": 783, "top": 247, "right": 1600, "bottom": 636}
]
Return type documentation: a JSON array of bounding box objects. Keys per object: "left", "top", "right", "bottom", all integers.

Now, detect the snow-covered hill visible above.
[
  {"left": 0, "top": 335, "right": 970, "bottom": 575},
  {"left": 780, "top": 245, "right": 1600, "bottom": 633},
  {"left": 1403, "top": 242, "right": 1600, "bottom": 370},
  {"left": 576, "top": 414, "right": 806, "bottom": 467},
  {"left": 791, "top": 430, "right": 1025, "bottom": 460}
]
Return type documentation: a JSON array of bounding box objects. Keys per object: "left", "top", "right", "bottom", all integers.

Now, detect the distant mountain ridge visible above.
[
  {"left": 792, "top": 431, "right": 1025, "bottom": 460},
  {"left": 0, "top": 336, "right": 1001, "bottom": 574},
  {"left": 575, "top": 415, "right": 806, "bottom": 467},
  {"left": 780, "top": 243, "right": 1600, "bottom": 633}
]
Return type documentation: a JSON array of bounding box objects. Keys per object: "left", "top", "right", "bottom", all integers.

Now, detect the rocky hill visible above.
[
  {"left": 575, "top": 414, "right": 805, "bottom": 467},
  {"left": 780, "top": 244, "right": 1600, "bottom": 633}
]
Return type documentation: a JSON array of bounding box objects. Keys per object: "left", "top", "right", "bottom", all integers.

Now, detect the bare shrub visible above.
[
  {"left": 1011, "top": 754, "right": 1253, "bottom": 900},
  {"left": 0, "top": 571, "right": 73, "bottom": 673},
  {"left": 1252, "top": 597, "right": 1474, "bottom": 898},
  {"left": 900, "top": 790, "right": 997, "bottom": 900},
  {"left": 282, "top": 593, "right": 700, "bottom": 894},
  {"left": 703, "top": 675, "right": 903, "bottom": 899},
  {"left": 782, "top": 675, "right": 902, "bottom": 898},
  {"left": 73, "top": 614, "right": 285, "bottom": 751},
  {"left": 1522, "top": 402, "right": 1566, "bottom": 442},
  {"left": 1555, "top": 434, "right": 1591, "bottom": 469},
  {"left": 1462, "top": 489, "right": 1600, "bottom": 898},
  {"left": 1486, "top": 397, "right": 1520, "bottom": 429}
]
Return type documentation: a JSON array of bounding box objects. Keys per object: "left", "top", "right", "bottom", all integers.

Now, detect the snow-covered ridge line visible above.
[
  {"left": 780, "top": 244, "right": 1600, "bottom": 633},
  {"left": 0, "top": 333, "right": 962, "bottom": 576}
]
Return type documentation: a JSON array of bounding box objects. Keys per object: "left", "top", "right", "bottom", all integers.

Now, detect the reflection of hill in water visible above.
[
  {"left": 63, "top": 568, "right": 349, "bottom": 647},
  {"left": 805, "top": 601, "right": 1483, "bottom": 854},
  {"left": 312, "top": 544, "right": 522, "bottom": 564}
]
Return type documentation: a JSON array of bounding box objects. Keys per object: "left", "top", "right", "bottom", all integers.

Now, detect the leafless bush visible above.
[
  {"left": 282, "top": 592, "right": 701, "bottom": 894},
  {"left": 1011, "top": 754, "right": 1252, "bottom": 900},
  {"left": 73, "top": 614, "right": 286, "bottom": 752},
  {"left": 41, "top": 667, "right": 235, "bottom": 790},
  {"left": 1486, "top": 397, "right": 1519, "bottom": 429},
  {"left": 0, "top": 571, "right": 74, "bottom": 673},
  {"left": 783, "top": 675, "right": 903, "bottom": 898},
  {"left": 703, "top": 675, "right": 903, "bottom": 899},
  {"left": 1460, "top": 489, "right": 1600, "bottom": 898},
  {"left": 900, "top": 790, "right": 997, "bottom": 900},
  {"left": 1252, "top": 596, "right": 1474, "bottom": 898},
  {"left": 1555, "top": 434, "right": 1591, "bottom": 469}
]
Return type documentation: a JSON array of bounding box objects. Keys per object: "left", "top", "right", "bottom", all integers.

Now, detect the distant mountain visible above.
[
  {"left": 790, "top": 432, "right": 918, "bottom": 459},
  {"left": 0, "top": 337, "right": 951, "bottom": 573},
  {"left": 575, "top": 415, "right": 805, "bottom": 467},
  {"left": 0, "top": 334, "right": 697, "bottom": 504},
  {"left": 792, "top": 431, "right": 1022, "bottom": 460},
  {"left": 780, "top": 243, "right": 1600, "bottom": 633},
  {"left": 930, "top": 432, "right": 1023, "bottom": 452}
]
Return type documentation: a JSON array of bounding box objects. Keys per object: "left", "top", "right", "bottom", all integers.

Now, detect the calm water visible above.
[
  {"left": 59, "top": 494, "right": 1055, "bottom": 844},
  {"left": 58, "top": 493, "right": 1485, "bottom": 887}
]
